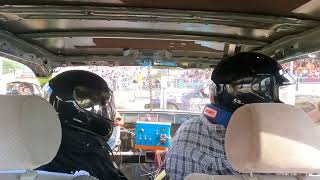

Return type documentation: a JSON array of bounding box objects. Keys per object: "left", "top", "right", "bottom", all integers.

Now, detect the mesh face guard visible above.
[
  {"left": 232, "top": 75, "right": 275, "bottom": 102},
  {"left": 73, "top": 86, "right": 116, "bottom": 122},
  {"left": 215, "top": 71, "right": 295, "bottom": 111}
]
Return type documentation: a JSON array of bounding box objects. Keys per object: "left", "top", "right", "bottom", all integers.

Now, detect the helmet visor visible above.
[
  {"left": 232, "top": 75, "right": 275, "bottom": 102},
  {"left": 277, "top": 69, "right": 296, "bottom": 86},
  {"left": 73, "top": 86, "right": 116, "bottom": 121}
]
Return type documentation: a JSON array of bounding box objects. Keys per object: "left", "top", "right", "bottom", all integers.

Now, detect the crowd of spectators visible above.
[
  {"left": 282, "top": 58, "right": 320, "bottom": 81},
  {"left": 86, "top": 66, "right": 213, "bottom": 91},
  {"left": 88, "top": 66, "right": 139, "bottom": 91},
  {"left": 183, "top": 69, "right": 212, "bottom": 80},
  {"left": 82, "top": 58, "right": 320, "bottom": 90},
  {"left": 174, "top": 69, "right": 212, "bottom": 89}
]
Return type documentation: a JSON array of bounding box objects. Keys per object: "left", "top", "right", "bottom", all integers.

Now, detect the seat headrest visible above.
[
  {"left": 225, "top": 103, "right": 320, "bottom": 174},
  {"left": 0, "top": 95, "right": 61, "bottom": 170}
]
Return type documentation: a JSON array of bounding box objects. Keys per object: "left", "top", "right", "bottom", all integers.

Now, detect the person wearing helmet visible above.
[
  {"left": 165, "top": 52, "right": 295, "bottom": 180},
  {"left": 38, "top": 70, "right": 127, "bottom": 180}
]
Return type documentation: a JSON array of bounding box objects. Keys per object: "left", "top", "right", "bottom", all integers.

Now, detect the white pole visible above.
[
  {"left": 0, "top": 57, "right": 3, "bottom": 76},
  {"left": 160, "top": 76, "right": 168, "bottom": 109},
  {"left": 0, "top": 58, "right": 4, "bottom": 94},
  {"left": 290, "top": 61, "right": 294, "bottom": 75}
]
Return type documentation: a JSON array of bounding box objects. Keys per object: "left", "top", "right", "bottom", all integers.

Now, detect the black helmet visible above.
[
  {"left": 48, "top": 70, "right": 115, "bottom": 138},
  {"left": 211, "top": 52, "right": 295, "bottom": 111}
]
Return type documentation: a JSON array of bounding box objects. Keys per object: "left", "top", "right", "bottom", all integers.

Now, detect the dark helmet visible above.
[
  {"left": 48, "top": 70, "right": 116, "bottom": 139},
  {"left": 211, "top": 52, "right": 295, "bottom": 111}
]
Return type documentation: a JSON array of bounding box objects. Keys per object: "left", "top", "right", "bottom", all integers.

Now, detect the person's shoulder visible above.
[
  {"left": 181, "top": 116, "right": 204, "bottom": 125},
  {"left": 176, "top": 116, "right": 206, "bottom": 132},
  {"left": 170, "top": 116, "right": 206, "bottom": 148},
  {"left": 178, "top": 115, "right": 226, "bottom": 134}
]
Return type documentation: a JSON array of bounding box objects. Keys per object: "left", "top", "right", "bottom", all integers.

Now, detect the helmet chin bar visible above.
[
  {"left": 48, "top": 94, "right": 112, "bottom": 138},
  {"left": 70, "top": 99, "right": 114, "bottom": 124},
  {"left": 72, "top": 87, "right": 116, "bottom": 121},
  {"left": 215, "top": 75, "right": 280, "bottom": 111}
]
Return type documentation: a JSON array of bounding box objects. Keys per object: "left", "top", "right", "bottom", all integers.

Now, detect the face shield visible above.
[
  {"left": 215, "top": 75, "right": 281, "bottom": 111},
  {"left": 218, "top": 70, "right": 295, "bottom": 108},
  {"left": 278, "top": 69, "right": 296, "bottom": 85},
  {"left": 231, "top": 75, "right": 275, "bottom": 103},
  {"left": 73, "top": 86, "right": 116, "bottom": 122},
  {"left": 277, "top": 70, "right": 296, "bottom": 105}
]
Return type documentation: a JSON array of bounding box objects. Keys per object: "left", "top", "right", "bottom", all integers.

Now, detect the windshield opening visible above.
[
  {"left": 53, "top": 66, "right": 212, "bottom": 113},
  {"left": 281, "top": 51, "right": 320, "bottom": 123}
]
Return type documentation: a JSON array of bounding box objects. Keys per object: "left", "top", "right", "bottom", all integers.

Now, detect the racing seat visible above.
[
  {"left": 186, "top": 103, "right": 320, "bottom": 180},
  {"left": 0, "top": 95, "right": 97, "bottom": 180}
]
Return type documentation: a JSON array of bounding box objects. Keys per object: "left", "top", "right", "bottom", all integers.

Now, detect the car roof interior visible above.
[{"left": 0, "top": 0, "right": 319, "bottom": 76}]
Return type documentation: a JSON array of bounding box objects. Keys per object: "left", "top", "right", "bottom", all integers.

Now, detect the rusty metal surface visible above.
[
  {"left": 0, "top": 2, "right": 318, "bottom": 75},
  {"left": 0, "top": 0, "right": 311, "bottom": 16}
]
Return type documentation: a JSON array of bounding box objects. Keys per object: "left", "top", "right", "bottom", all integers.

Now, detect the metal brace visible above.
[
  {"left": 242, "top": 173, "right": 259, "bottom": 180},
  {"left": 20, "top": 170, "right": 38, "bottom": 180}
]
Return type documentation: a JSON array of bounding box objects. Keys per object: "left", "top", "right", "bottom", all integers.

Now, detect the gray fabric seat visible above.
[
  {"left": 0, "top": 95, "right": 97, "bottom": 180},
  {"left": 185, "top": 103, "right": 320, "bottom": 180}
]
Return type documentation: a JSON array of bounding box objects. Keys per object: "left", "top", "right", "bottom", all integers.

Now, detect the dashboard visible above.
[
  {"left": 119, "top": 110, "right": 201, "bottom": 137},
  {"left": 116, "top": 110, "right": 202, "bottom": 156},
  {"left": 119, "top": 110, "right": 201, "bottom": 124}
]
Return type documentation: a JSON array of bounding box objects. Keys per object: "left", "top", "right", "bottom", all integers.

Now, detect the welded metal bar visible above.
[{"left": 19, "top": 31, "right": 267, "bottom": 46}]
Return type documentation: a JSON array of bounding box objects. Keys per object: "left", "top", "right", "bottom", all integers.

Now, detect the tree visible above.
[{"left": 1, "top": 59, "right": 22, "bottom": 74}]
